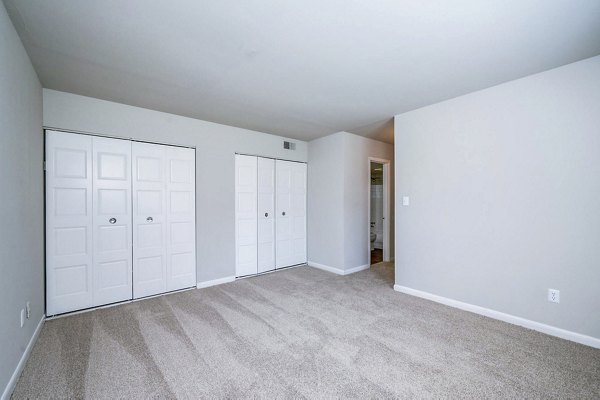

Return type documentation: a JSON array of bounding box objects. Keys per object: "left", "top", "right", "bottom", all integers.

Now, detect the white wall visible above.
[
  {"left": 43, "top": 89, "right": 307, "bottom": 283},
  {"left": 307, "top": 133, "right": 346, "bottom": 269},
  {"left": 0, "top": 2, "right": 44, "bottom": 397},
  {"left": 343, "top": 133, "right": 394, "bottom": 269},
  {"left": 395, "top": 56, "right": 600, "bottom": 339},
  {"left": 308, "top": 132, "right": 394, "bottom": 272}
]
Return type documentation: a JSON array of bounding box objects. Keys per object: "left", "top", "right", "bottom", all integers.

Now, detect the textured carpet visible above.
[{"left": 13, "top": 263, "right": 600, "bottom": 399}]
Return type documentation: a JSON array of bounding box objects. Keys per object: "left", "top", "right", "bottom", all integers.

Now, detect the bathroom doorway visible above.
[{"left": 368, "top": 158, "right": 390, "bottom": 265}]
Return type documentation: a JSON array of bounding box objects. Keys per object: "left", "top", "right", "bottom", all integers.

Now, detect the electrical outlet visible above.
[
  {"left": 20, "top": 309, "right": 25, "bottom": 327},
  {"left": 548, "top": 289, "right": 560, "bottom": 303},
  {"left": 26, "top": 302, "right": 31, "bottom": 319}
]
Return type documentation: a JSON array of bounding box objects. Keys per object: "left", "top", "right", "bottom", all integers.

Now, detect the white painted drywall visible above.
[
  {"left": 43, "top": 89, "right": 307, "bottom": 283},
  {"left": 308, "top": 132, "right": 394, "bottom": 271},
  {"left": 307, "top": 133, "right": 346, "bottom": 269},
  {"left": 394, "top": 56, "right": 600, "bottom": 339},
  {"left": 343, "top": 133, "right": 394, "bottom": 269},
  {"left": 0, "top": 2, "right": 44, "bottom": 396}
]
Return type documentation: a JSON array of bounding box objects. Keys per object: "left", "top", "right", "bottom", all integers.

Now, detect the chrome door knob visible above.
[
  {"left": 264, "top": 212, "right": 268, "bottom": 217},
  {"left": 146, "top": 217, "right": 153, "bottom": 222},
  {"left": 282, "top": 211, "right": 286, "bottom": 216},
  {"left": 109, "top": 218, "right": 117, "bottom": 224}
]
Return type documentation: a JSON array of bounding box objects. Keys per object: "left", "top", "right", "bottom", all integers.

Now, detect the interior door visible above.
[
  {"left": 92, "top": 136, "right": 133, "bottom": 306},
  {"left": 165, "top": 146, "right": 196, "bottom": 291},
  {"left": 257, "top": 157, "right": 275, "bottom": 273},
  {"left": 276, "top": 160, "right": 306, "bottom": 268},
  {"left": 275, "top": 160, "right": 292, "bottom": 268},
  {"left": 289, "top": 162, "right": 307, "bottom": 265},
  {"left": 235, "top": 154, "right": 257, "bottom": 277},
  {"left": 46, "top": 131, "right": 93, "bottom": 315},
  {"left": 132, "top": 142, "right": 167, "bottom": 298}
]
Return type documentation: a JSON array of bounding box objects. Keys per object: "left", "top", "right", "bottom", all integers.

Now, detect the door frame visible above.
[{"left": 367, "top": 157, "right": 391, "bottom": 263}]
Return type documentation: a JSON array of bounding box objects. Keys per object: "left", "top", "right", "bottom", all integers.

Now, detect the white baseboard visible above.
[
  {"left": 308, "top": 261, "right": 370, "bottom": 276},
  {"left": 345, "top": 263, "right": 370, "bottom": 274},
  {"left": 308, "top": 261, "right": 344, "bottom": 275},
  {"left": 394, "top": 285, "right": 600, "bottom": 349},
  {"left": 197, "top": 276, "right": 236, "bottom": 289},
  {"left": 2, "top": 315, "right": 45, "bottom": 400}
]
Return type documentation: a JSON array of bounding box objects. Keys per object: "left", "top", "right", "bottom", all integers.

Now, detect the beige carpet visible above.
[{"left": 13, "top": 263, "right": 600, "bottom": 399}]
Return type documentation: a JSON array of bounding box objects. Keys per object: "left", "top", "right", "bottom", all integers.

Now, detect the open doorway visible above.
[{"left": 368, "top": 158, "right": 390, "bottom": 265}]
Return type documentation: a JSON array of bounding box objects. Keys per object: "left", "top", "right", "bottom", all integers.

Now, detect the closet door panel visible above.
[
  {"left": 166, "top": 146, "right": 196, "bottom": 291},
  {"left": 235, "top": 155, "right": 258, "bottom": 277},
  {"left": 46, "top": 131, "right": 93, "bottom": 315},
  {"left": 290, "top": 162, "right": 307, "bottom": 265},
  {"left": 257, "top": 157, "right": 275, "bottom": 273},
  {"left": 133, "top": 142, "right": 167, "bottom": 298},
  {"left": 275, "top": 160, "right": 293, "bottom": 268},
  {"left": 92, "top": 137, "right": 133, "bottom": 306},
  {"left": 276, "top": 160, "right": 306, "bottom": 268}
]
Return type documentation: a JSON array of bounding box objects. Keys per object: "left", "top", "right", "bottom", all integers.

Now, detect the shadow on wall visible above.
[{"left": 349, "top": 118, "right": 394, "bottom": 144}]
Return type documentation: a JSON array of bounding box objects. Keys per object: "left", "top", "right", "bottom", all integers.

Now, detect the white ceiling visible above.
[{"left": 5, "top": 1, "right": 600, "bottom": 143}]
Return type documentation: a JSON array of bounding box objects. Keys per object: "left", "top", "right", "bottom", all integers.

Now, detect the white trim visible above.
[
  {"left": 43, "top": 126, "right": 196, "bottom": 149},
  {"left": 236, "top": 263, "right": 307, "bottom": 280},
  {"left": 197, "top": 276, "right": 236, "bottom": 289},
  {"left": 393, "top": 285, "right": 600, "bottom": 349},
  {"left": 308, "top": 261, "right": 370, "bottom": 276},
  {"left": 2, "top": 315, "right": 45, "bottom": 400},
  {"left": 47, "top": 287, "right": 196, "bottom": 320},
  {"left": 345, "top": 263, "right": 371, "bottom": 274},
  {"left": 308, "top": 261, "right": 344, "bottom": 275}
]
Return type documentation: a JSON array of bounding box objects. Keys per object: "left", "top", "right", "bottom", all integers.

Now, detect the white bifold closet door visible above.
[
  {"left": 257, "top": 157, "right": 275, "bottom": 273},
  {"left": 92, "top": 136, "right": 133, "bottom": 306},
  {"left": 132, "top": 142, "right": 196, "bottom": 298},
  {"left": 235, "top": 155, "right": 258, "bottom": 277},
  {"left": 276, "top": 160, "right": 307, "bottom": 268},
  {"left": 46, "top": 131, "right": 132, "bottom": 315},
  {"left": 47, "top": 130, "right": 196, "bottom": 315},
  {"left": 235, "top": 155, "right": 305, "bottom": 277},
  {"left": 46, "top": 131, "right": 94, "bottom": 315},
  {"left": 132, "top": 142, "right": 167, "bottom": 298},
  {"left": 165, "top": 146, "right": 197, "bottom": 291}
]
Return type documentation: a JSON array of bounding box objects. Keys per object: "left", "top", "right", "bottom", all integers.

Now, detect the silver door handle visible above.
[
  {"left": 146, "top": 217, "right": 153, "bottom": 222},
  {"left": 264, "top": 212, "right": 268, "bottom": 217},
  {"left": 282, "top": 211, "right": 286, "bottom": 216},
  {"left": 109, "top": 218, "right": 117, "bottom": 224}
]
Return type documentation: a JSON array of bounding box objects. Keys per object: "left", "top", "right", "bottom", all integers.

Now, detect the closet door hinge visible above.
[{"left": 43, "top": 161, "right": 46, "bottom": 171}]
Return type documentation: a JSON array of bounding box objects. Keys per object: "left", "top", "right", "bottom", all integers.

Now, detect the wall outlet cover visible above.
[{"left": 548, "top": 289, "right": 560, "bottom": 303}]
